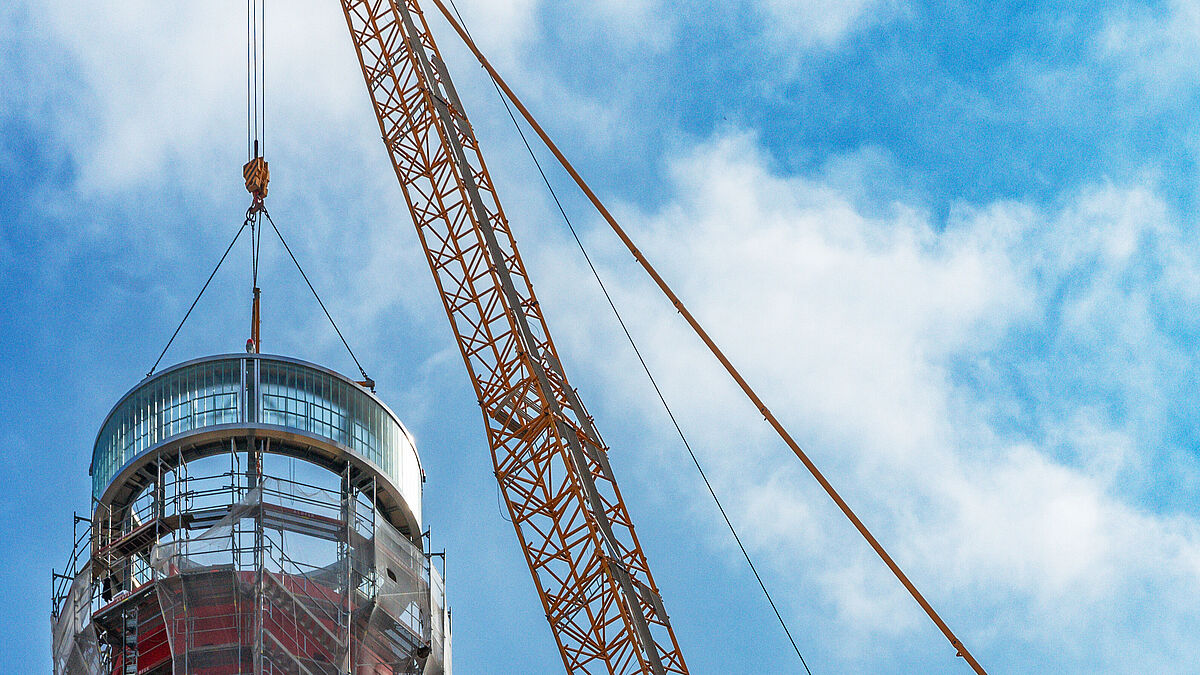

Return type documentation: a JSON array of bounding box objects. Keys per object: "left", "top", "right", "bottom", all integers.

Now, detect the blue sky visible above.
[{"left": 5, "top": 0, "right": 1200, "bottom": 672}]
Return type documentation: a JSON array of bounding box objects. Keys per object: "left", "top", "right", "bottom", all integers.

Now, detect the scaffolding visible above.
[{"left": 52, "top": 354, "right": 449, "bottom": 675}]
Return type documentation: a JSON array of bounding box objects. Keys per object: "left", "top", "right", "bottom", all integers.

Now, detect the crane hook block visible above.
[{"left": 243, "top": 156, "right": 270, "bottom": 199}]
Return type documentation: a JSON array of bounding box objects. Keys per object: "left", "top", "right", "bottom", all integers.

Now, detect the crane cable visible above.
[
  {"left": 429, "top": 2, "right": 988, "bottom": 673},
  {"left": 444, "top": 1, "right": 812, "bottom": 671},
  {"left": 500, "top": 70, "right": 814, "bottom": 675},
  {"left": 247, "top": 0, "right": 265, "bottom": 162},
  {"left": 242, "top": 0, "right": 370, "bottom": 387},
  {"left": 144, "top": 206, "right": 371, "bottom": 384},
  {"left": 148, "top": 216, "right": 250, "bottom": 376},
  {"left": 260, "top": 207, "right": 372, "bottom": 386}
]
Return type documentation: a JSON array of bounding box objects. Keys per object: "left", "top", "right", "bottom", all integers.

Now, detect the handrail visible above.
[{"left": 51, "top": 519, "right": 94, "bottom": 618}]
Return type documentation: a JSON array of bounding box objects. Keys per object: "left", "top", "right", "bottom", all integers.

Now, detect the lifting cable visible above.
[
  {"left": 444, "top": 1, "right": 811, "bottom": 671},
  {"left": 430, "top": 2, "right": 988, "bottom": 673},
  {"left": 501, "top": 70, "right": 815, "bottom": 675},
  {"left": 148, "top": 215, "right": 250, "bottom": 376},
  {"left": 260, "top": 207, "right": 372, "bottom": 386},
  {"left": 247, "top": 0, "right": 266, "bottom": 162},
  {"left": 240, "top": 0, "right": 370, "bottom": 388},
  {"left": 148, "top": 205, "right": 375, "bottom": 385}
]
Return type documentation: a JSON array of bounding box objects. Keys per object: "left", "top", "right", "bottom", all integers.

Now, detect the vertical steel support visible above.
[
  {"left": 341, "top": 463, "right": 355, "bottom": 672},
  {"left": 122, "top": 608, "right": 137, "bottom": 675}
]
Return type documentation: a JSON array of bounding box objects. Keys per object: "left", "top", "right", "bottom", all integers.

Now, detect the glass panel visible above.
[
  {"left": 93, "top": 360, "right": 242, "bottom": 500},
  {"left": 93, "top": 358, "right": 421, "bottom": 524}
]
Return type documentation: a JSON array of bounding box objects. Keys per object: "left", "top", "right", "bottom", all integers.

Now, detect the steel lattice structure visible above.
[{"left": 338, "top": 1, "right": 688, "bottom": 672}]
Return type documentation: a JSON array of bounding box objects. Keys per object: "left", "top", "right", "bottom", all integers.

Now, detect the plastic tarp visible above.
[
  {"left": 51, "top": 567, "right": 101, "bottom": 675},
  {"left": 147, "top": 478, "right": 445, "bottom": 675},
  {"left": 353, "top": 512, "right": 438, "bottom": 675},
  {"left": 152, "top": 488, "right": 260, "bottom": 675}
]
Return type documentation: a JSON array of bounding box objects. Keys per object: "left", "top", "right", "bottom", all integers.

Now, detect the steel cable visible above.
[
  {"left": 260, "top": 207, "right": 371, "bottom": 384},
  {"left": 149, "top": 216, "right": 250, "bottom": 376},
  {"left": 503, "top": 93, "right": 814, "bottom": 675},
  {"left": 443, "top": 1, "right": 814, "bottom": 670},
  {"left": 432, "top": 4, "right": 989, "bottom": 671}
]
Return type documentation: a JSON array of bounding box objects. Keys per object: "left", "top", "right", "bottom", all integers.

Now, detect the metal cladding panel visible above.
[{"left": 90, "top": 354, "right": 423, "bottom": 522}]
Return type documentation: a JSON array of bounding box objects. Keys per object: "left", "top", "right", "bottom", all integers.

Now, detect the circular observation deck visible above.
[{"left": 90, "top": 354, "right": 423, "bottom": 534}]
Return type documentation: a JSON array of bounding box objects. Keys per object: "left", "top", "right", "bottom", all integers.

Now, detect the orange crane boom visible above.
[{"left": 338, "top": 1, "right": 688, "bottom": 672}]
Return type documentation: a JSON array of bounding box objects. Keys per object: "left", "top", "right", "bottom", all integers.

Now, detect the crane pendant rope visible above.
[
  {"left": 147, "top": 216, "right": 251, "bottom": 376},
  {"left": 426, "top": 2, "right": 988, "bottom": 672}
]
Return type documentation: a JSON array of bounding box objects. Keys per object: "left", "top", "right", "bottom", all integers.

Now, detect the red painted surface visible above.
[{"left": 103, "top": 571, "right": 382, "bottom": 675}]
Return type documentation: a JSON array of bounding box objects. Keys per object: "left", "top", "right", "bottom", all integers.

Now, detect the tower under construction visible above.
[{"left": 52, "top": 353, "right": 450, "bottom": 674}]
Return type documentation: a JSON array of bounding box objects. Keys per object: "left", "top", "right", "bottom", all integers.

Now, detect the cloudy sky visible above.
[{"left": 5, "top": 0, "right": 1200, "bottom": 672}]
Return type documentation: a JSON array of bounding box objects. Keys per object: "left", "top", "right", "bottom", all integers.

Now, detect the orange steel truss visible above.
[{"left": 338, "top": 0, "right": 688, "bottom": 672}]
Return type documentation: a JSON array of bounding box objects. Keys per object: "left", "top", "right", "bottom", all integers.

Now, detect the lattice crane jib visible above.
[{"left": 338, "top": 0, "right": 688, "bottom": 672}]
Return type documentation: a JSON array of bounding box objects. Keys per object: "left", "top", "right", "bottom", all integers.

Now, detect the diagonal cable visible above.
[
  {"left": 504, "top": 89, "right": 814, "bottom": 675},
  {"left": 431, "top": 4, "right": 990, "bottom": 671},
  {"left": 149, "top": 217, "right": 250, "bottom": 376},
  {"left": 260, "top": 207, "right": 371, "bottom": 383},
  {"left": 443, "top": 1, "right": 813, "bottom": 670}
]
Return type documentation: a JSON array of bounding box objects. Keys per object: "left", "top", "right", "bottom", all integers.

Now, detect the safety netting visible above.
[
  {"left": 146, "top": 478, "right": 443, "bottom": 675},
  {"left": 51, "top": 566, "right": 102, "bottom": 675}
]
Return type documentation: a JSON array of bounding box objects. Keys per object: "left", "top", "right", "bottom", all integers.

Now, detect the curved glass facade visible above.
[{"left": 91, "top": 355, "right": 422, "bottom": 521}]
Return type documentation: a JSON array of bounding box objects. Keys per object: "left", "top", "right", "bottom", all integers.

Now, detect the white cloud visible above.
[
  {"left": 35, "top": 0, "right": 371, "bottom": 194},
  {"left": 532, "top": 130, "right": 1200, "bottom": 670},
  {"left": 758, "top": 0, "right": 902, "bottom": 48},
  {"left": 448, "top": 0, "right": 673, "bottom": 60},
  {"left": 1098, "top": 1, "right": 1200, "bottom": 97},
  {"left": 440, "top": 0, "right": 541, "bottom": 70},
  {"left": 29, "top": 0, "right": 655, "bottom": 193}
]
